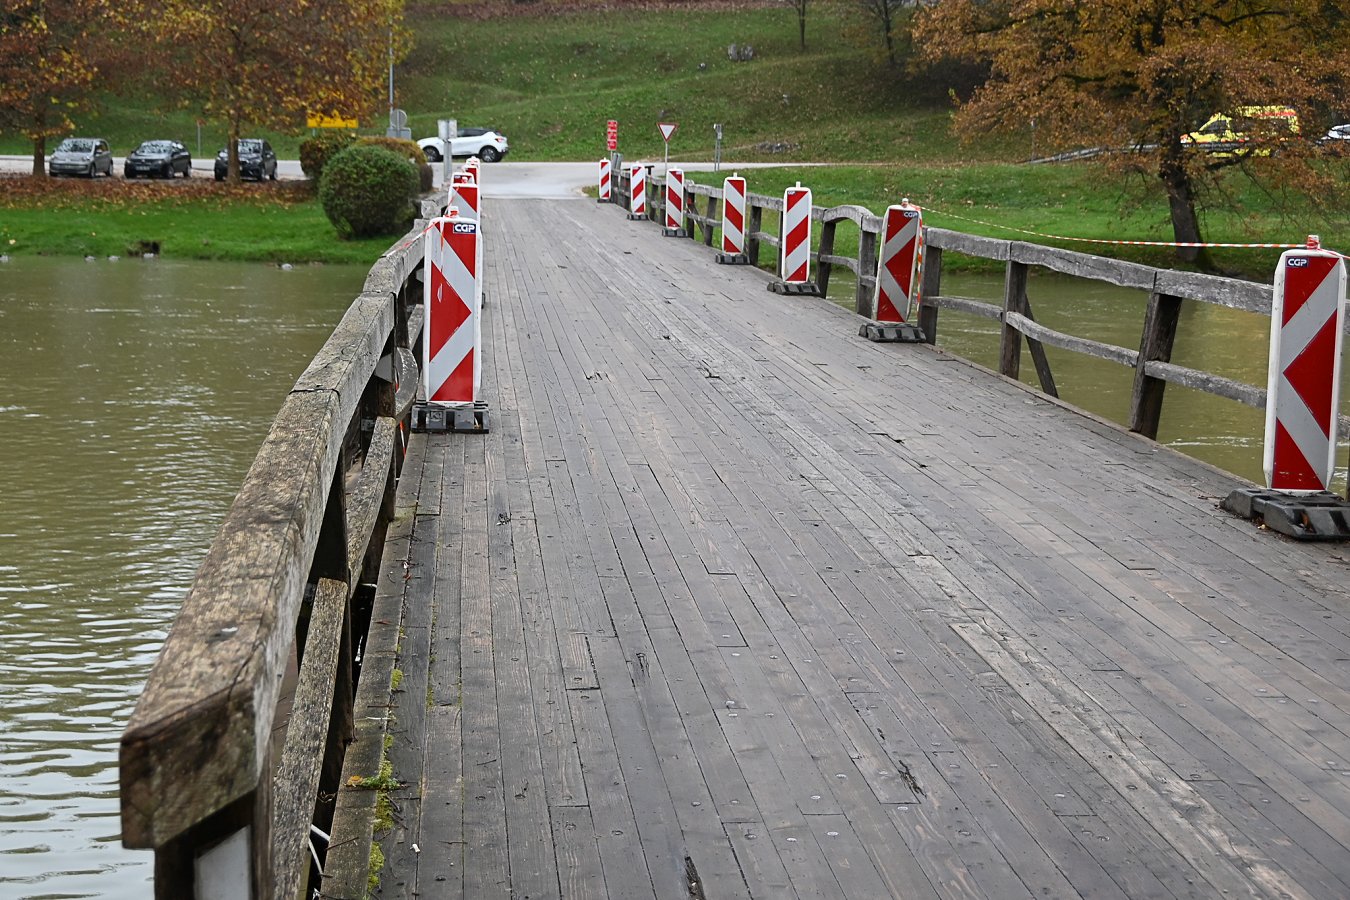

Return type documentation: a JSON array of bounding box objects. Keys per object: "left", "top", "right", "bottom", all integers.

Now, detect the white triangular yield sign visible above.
[{"left": 658, "top": 122, "right": 678, "bottom": 142}]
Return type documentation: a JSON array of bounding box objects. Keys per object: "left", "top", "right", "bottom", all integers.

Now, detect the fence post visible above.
[
  {"left": 856, "top": 227, "right": 877, "bottom": 316},
  {"left": 918, "top": 244, "right": 942, "bottom": 344},
  {"left": 1129, "top": 288, "right": 1183, "bottom": 438},
  {"left": 999, "top": 258, "right": 1028, "bottom": 379},
  {"left": 817, "top": 219, "right": 836, "bottom": 299},
  {"left": 748, "top": 204, "right": 762, "bottom": 268}
]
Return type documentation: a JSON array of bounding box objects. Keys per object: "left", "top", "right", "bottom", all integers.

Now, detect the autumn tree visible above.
[
  {"left": 915, "top": 0, "right": 1350, "bottom": 268},
  {"left": 0, "top": 0, "right": 140, "bottom": 175},
  {"left": 154, "top": 0, "right": 404, "bottom": 182}
]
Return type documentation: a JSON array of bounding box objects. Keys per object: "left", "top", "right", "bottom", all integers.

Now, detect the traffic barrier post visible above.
[
  {"left": 716, "top": 174, "right": 748, "bottom": 265},
  {"left": 627, "top": 164, "right": 647, "bottom": 220},
  {"left": 416, "top": 210, "right": 489, "bottom": 433},
  {"left": 861, "top": 201, "right": 926, "bottom": 342},
  {"left": 769, "top": 182, "right": 820, "bottom": 295},
  {"left": 663, "top": 168, "right": 687, "bottom": 237},
  {"left": 598, "top": 158, "right": 611, "bottom": 202}
]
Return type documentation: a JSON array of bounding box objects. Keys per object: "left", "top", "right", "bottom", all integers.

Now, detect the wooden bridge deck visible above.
[{"left": 369, "top": 197, "right": 1350, "bottom": 899}]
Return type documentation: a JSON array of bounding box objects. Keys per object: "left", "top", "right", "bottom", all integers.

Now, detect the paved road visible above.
[{"left": 1, "top": 155, "right": 816, "bottom": 195}]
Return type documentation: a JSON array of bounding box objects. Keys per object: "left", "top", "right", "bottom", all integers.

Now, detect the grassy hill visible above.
[{"left": 0, "top": 1, "right": 1009, "bottom": 165}]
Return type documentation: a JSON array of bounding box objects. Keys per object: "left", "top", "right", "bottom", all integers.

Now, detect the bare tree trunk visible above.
[
  {"left": 228, "top": 116, "right": 240, "bottom": 183},
  {"left": 1158, "top": 147, "right": 1215, "bottom": 271},
  {"left": 882, "top": 5, "right": 896, "bottom": 67},
  {"left": 31, "top": 107, "right": 47, "bottom": 177},
  {"left": 31, "top": 136, "right": 47, "bottom": 177}
]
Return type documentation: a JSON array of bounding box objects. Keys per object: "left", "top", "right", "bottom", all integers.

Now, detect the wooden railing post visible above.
[
  {"left": 704, "top": 195, "right": 716, "bottom": 246},
  {"left": 918, "top": 244, "right": 942, "bottom": 343},
  {"left": 817, "top": 219, "right": 836, "bottom": 298},
  {"left": 748, "top": 205, "right": 763, "bottom": 268},
  {"left": 153, "top": 777, "right": 274, "bottom": 900},
  {"left": 1000, "top": 258, "right": 1028, "bottom": 379},
  {"left": 856, "top": 227, "right": 878, "bottom": 316},
  {"left": 1130, "top": 289, "right": 1184, "bottom": 438}
]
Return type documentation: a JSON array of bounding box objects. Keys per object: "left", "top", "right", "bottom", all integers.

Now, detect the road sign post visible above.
[
  {"left": 438, "top": 119, "right": 458, "bottom": 187},
  {"left": 658, "top": 122, "right": 677, "bottom": 176}
]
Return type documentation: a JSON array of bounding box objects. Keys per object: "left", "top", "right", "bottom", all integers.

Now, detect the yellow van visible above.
[{"left": 1181, "top": 106, "right": 1300, "bottom": 155}]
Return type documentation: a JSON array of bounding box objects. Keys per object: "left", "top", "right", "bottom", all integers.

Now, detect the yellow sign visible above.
[{"left": 307, "top": 114, "right": 358, "bottom": 129}]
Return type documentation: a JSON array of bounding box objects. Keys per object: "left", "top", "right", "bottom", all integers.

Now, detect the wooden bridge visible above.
[{"left": 121, "top": 175, "right": 1350, "bottom": 899}]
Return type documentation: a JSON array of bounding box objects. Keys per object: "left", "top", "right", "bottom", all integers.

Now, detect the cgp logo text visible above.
[
  {"left": 453, "top": 223, "right": 477, "bottom": 234},
  {"left": 1288, "top": 257, "right": 1310, "bottom": 268},
  {"left": 903, "top": 211, "right": 919, "bottom": 219}
]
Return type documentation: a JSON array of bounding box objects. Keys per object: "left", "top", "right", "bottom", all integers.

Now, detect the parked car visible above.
[
  {"left": 1180, "top": 106, "right": 1300, "bottom": 156},
  {"left": 48, "top": 137, "right": 113, "bottom": 177},
  {"left": 124, "top": 140, "right": 192, "bottom": 178},
  {"left": 213, "top": 139, "right": 278, "bottom": 181},
  {"left": 1321, "top": 124, "right": 1350, "bottom": 145},
  {"left": 417, "top": 127, "right": 509, "bottom": 163}
]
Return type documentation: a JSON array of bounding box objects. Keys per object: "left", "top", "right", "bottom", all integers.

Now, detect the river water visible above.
[
  {"left": 0, "top": 257, "right": 366, "bottom": 899},
  {"left": 0, "top": 254, "right": 1343, "bottom": 897}
]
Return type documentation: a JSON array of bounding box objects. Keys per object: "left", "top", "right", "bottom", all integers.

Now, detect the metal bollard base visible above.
[
  {"left": 715, "top": 253, "right": 749, "bottom": 265},
  {"left": 860, "top": 321, "right": 926, "bottom": 343},
  {"left": 412, "top": 400, "right": 491, "bottom": 435},
  {"left": 1221, "top": 488, "right": 1350, "bottom": 540},
  {"left": 768, "top": 281, "right": 822, "bottom": 297}
]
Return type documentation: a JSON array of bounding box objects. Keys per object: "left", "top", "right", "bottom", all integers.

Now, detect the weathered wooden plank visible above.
[
  {"left": 924, "top": 227, "right": 1010, "bottom": 260},
  {"left": 321, "top": 488, "right": 417, "bottom": 898},
  {"left": 271, "top": 577, "right": 346, "bottom": 900},
  {"left": 1004, "top": 311, "right": 1139, "bottom": 368},
  {"left": 1010, "top": 240, "right": 1158, "bottom": 290},
  {"left": 1142, "top": 360, "right": 1265, "bottom": 408},
  {"left": 346, "top": 416, "right": 397, "bottom": 579}
]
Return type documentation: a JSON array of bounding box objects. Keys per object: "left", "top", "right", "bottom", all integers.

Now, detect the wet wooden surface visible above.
[{"left": 371, "top": 197, "right": 1350, "bottom": 899}]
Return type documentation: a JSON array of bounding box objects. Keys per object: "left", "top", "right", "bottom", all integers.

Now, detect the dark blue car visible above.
[{"left": 214, "top": 139, "right": 278, "bottom": 181}]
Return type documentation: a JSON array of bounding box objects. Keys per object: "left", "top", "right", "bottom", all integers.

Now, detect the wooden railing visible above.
[
  {"left": 612, "top": 167, "right": 1346, "bottom": 447},
  {"left": 119, "top": 200, "right": 439, "bottom": 899}
]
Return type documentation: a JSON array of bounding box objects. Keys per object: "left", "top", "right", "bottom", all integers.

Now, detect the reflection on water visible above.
[
  {"left": 826, "top": 266, "right": 1350, "bottom": 490},
  {"left": 0, "top": 256, "right": 365, "bottom": 899}
]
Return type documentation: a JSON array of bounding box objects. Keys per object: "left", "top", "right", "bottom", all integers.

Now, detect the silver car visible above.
[{"left": 49, "top": 137, "right": 114, "bottom": 177}]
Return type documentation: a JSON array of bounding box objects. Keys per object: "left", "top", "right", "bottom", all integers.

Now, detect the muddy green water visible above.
[
  {"left": 0, "top": 255, "right": 1341, "bottom": 897},
  {"left": 0, "top": 256, "right": 365, "bottom": 899}
]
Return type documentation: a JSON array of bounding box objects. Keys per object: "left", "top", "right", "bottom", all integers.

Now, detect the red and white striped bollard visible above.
[
  {"left": 663, "top": 168, "right": 686, "bottom": 236},
  {"left": 717, "top": 174, "right": 747, "bottom": 264},
  {"left": 861, "top": 200, "right": 927, "bottom": 342},
  {"left": 598, "top": 158, "right": 611, "bottom": 202},
  {"left": 628, "top": 164, "right": 647, "bottom": 220},
  {"left": 419, "top": 209, "right": 487, "bottom": 432},
  {"left": 1264, "top": 236, "right": 1347, "bottom": 492},
  {"left": 770, "top": 182, "right": 818, "bottom": 295}
]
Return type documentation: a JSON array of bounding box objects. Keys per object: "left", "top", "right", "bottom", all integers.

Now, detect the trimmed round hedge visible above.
[
  {"left": 299, "top": 132, "right": 356, "bottom": 182},
  {"left": 319, "top": 144, "right": 419, "bottom": 239}
]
